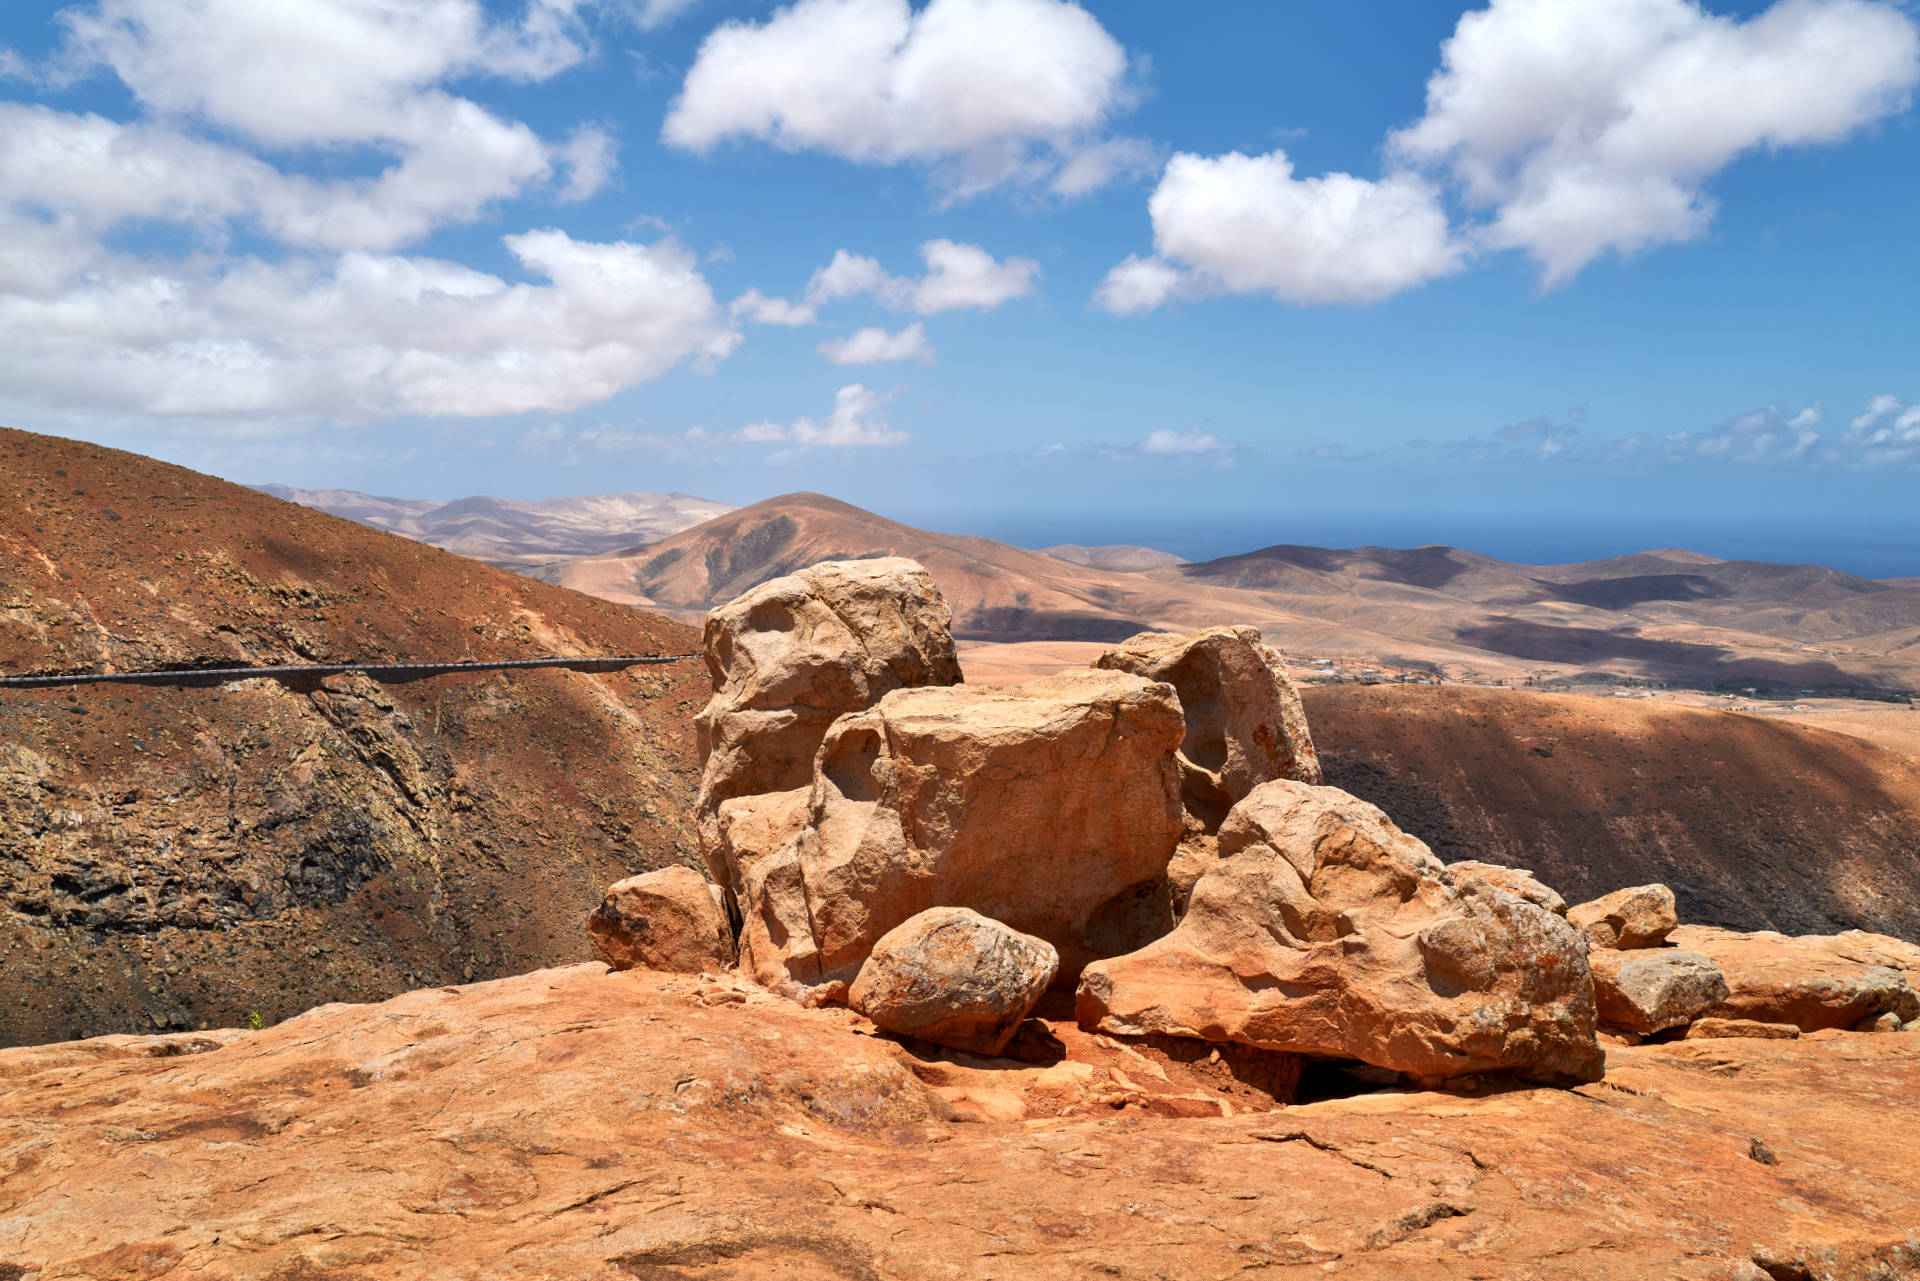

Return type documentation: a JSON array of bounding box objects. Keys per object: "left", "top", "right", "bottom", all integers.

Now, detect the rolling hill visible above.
[
  {"left": 1, "top": 427, "right": 709, "bottom": 1046},
  {"left": 256, "top": 485, "right": 735, "bottom": 570}
]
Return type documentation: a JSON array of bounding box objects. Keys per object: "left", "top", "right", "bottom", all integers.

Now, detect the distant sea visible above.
[{"left": 923, "top": 513, "right": 1920, "bottom": 581}]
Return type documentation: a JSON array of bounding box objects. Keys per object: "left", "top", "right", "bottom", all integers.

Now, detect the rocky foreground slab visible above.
[{"left": 2, "top": 963, "right": 1917, "bottom": 1281}]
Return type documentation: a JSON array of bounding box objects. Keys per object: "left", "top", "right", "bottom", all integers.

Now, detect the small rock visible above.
[
  {"left": 849, "top": 907, "right": 1059, "bottom": 1057},
  {"left": 1683, "top": 1017, "right": 1800, "bottom": 1041},
  {"left": 1567, "top": 884, "right": 1679, "bottom": 950},
  {"left": 1748, "top": 1138, "right": 1778, "bottom": 1166},
  {"left": 1858, "top": 1011, "right": 1904, "bottom": 1034},
  {"left": 1447, "top": 861, "right": 1568, "bottom": 916},
  {"left": 1591, "top": 948, "right": 1729, "bottom": 1035},
  {"left": 587, "top": 867, "right": 736, "bottom": 975}
]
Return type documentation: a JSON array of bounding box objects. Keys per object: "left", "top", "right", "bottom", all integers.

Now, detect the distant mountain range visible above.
[
  {"left": 254, "top": 485, "right": 735, "bottom": 569},
  {"left": 537, "top": 492, "right": 1920, "bottom": 694},
  {"left": 262, "top": 482, "right": 1920, "bottom": 694}
]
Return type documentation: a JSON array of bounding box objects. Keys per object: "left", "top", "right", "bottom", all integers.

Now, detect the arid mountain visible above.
[
  {"left": 1, "top": 427, "right": 708, "bottom": 1046},
  {"left": 1041, "top": 543, "right": 1188, "bottom": 571},
  {"left": 256, "top": 484, "right": 735, "bottom": 569},
  {"left": 1308, "top": 683, "right": 1920, "bottom": 941},
  {"left": 547, "top": 492, "right": 1920, "bottom": 692},
  {"left": 545, "top": 491, "right": 1313, "bottom": 643}
]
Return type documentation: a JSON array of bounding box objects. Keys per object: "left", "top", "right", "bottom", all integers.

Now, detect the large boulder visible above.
[
  {"left": 587, "top": 867, "right": 735, "bottom": 975},
  {"left": 693, "top": 557, "right": 962, "bottom": 871},
  {"left": 738, "top": 669, "right": 1187, "bottom": 999},
  {"left": 1448, "top": 861, "right": 1568, "bottom": 916},
  {"left": 1077, "top": 780, "right": 1604, "bottom": 1084},
  {"left": 1668, "top": 926, "right": 1920, "bottom": 1031},
  {"left": 1095, "top": 626, "right": 1320, "bottom": 830},
  {"left": 849, "top": 907, "right": 1059, "bottom": 1056},
  {"left": 1588, "top": 948, "right": 1729, "bottom": 1036},
  {"left": 1567, "top": 884, "right": 1678, "bottom": 950}
]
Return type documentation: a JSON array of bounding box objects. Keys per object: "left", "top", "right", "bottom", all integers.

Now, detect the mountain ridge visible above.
[{"left": 544, "top": 491, "right": 1920, "bottom": 694}]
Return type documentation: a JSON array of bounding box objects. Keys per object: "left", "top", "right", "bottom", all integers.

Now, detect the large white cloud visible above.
[
  {"left": 663, "top": 0, "right": 1138, "bottom": 196},
  {"left": 59, "top": 0, "right": 590, "bottom": 147},
  {"left": 1098, "top": 0, "right": 1920, "bottom": 311},
  {"left": 0, "top": 1, "right": 745, "bottom": 428},
  {"left": 0, "top": 226, "right": 737, "bottom": 421},
  {"left": 1094, "top": 151, "right": 1462, "bottom": 311},
  {"left": 1392, "top": 0, "right": 1920, "bottom": 286}
]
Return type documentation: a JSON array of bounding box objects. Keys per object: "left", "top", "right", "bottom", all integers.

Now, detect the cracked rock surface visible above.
[{"left": 2, "top": 963, "right": 1918, "bottom": 1280}]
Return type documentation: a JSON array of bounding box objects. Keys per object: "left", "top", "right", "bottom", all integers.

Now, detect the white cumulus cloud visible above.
[
  {"left": 817, "top": 321, "right": 934, "bottom": 365},
  {"left": 0, "top": 1, "right": 746, "bottom": 432},
  {"left": 735, "top": 383, "right": 908, "bottom": 447},
  {"left": 663, "top": 0, "right": 1139, "bottom": 197},
  {"left": 1391, "top": 0, "right": 1920, "bottom": 286},
  {"left": 0, "top": 227, "right": 738, "bottom": 422},
  {"left": 1095, "top": 150, "right": 1462, "bottom": 311},
  {"left": 802, "top": 240, "right": 1039, "bottom": 314}
]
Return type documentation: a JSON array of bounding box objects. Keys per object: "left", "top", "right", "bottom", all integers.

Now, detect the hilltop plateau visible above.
[{"left": 0, "top": 428, "right": 707, "bottom": 1046}]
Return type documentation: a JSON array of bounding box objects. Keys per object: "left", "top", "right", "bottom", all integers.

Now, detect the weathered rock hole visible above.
[{"left": 822, "top": 729, "right": 882, "bottom": 804}]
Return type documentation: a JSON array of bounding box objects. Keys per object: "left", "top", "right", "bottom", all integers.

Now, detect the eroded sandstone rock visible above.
[
  {"left": 1589, "top": 948, "right": 1729, "bottom": 1036},
  {"left": 587, "top": 867, "right": 735, "bottom": 974},
  {"left": 1095, "top": 626, "right": 1320, "bottom": 830},
  {"left": 1447, "top": 861, "right": 1568, "bottom": 916},
  {"left": 742, "top": 669, "right": 1186, "bottom": 997},
  {"left": 1567, "top": 884, "right": 1679, "bottom": 950},
  {"left": 1684, "top": 1017, "right": 1801, "bottom": 1041},
  {"left": 1077, "top": 780, "right": 1604, "bottom": 1084},
  {"left": 1669, "top": 925, "right": 1920, "bottom": 1031},
  {"left": 849, "top": 907, "right": 1058, "bottom": 1056},
  {"left": 693, "top": 556, "right": 962, "bottom": 871}
]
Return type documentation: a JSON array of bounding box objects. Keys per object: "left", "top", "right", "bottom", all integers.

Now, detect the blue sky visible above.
[{"left": 2, "top": 0, "right": 1917, "bottom": 570}]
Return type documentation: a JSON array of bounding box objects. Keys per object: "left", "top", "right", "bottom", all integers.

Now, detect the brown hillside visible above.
[
  {"left": 0, "top": 426, "right": 706, "bottom": 1046},
  {"left": 549, "top": 491, "right": 1325, "bottom": 643},
  {"left": 1306, "top": 683, "right": 1920, "bottom": 941}
]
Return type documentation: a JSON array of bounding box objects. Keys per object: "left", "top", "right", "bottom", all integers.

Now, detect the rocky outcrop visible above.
[
  {"left": 1589, "top": 948, "right": 1729, "bottom": 1036},
  {"left": 9, "top": 962, "right": 1920, "bottom": 1280},
  {"left": 741, "top": 670, "right": 1186, "bottom": 997},
  {"left": 586, "top": 867, "right": 734, "bottom": 975},
  {"left": 1447, "top": 861, "right": 1568, "bottom": 915},
  {"left": 1568, "top": 884, "right": 1679, "bottom": 950},
  {"left": 1077, "top": 780, "right": 1604, "bottom": 1084},
  {"left": 848, "top": 907, "right": 1058, "bottom": 1056},
  {"left": 692, "top": 556, "right": 962, "bottom": 867},
  {"left": 1669, "top": 926, "right": 1920, "bottom": 1032},
  {"left": 1095, "top": 626, "right": 1320, "bottom": 830}
]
